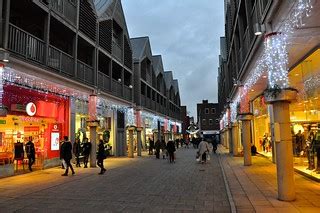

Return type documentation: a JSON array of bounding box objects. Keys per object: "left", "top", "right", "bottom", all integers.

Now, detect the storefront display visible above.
[{"left": 0, "top": 84, "right": 69, "bottom": 171}]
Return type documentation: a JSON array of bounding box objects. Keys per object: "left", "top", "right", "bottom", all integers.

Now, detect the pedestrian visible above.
[
  {"left": 166, "top": 140, "right": 176, "bottom": 163},
  {"left": 82, "top": 137, "right": 91, "bottom": 168},
  {"left": 60, "top": 136, "right": 75, "bottom": 176},
  {"left": 73, "top": 138, "right": 81, "bottom": 167},
  {"left": 25, "top": 136, "right": 35, "bottom": 172},
  {"left": 97, "top": 139, "right": 107, "bottom": 175},
  {"left": 148, "top": 138, "right": 154, "bottom": 155},
  {"left": 160, "top": 139, "right": 167, "bottom": 159},
  {"left": 155, "top": 139, "right": 161, "bottom": 159},
  {"left": 198, "top": 138, "right": 210, "bottom": 164},
  {"left": 212, "top": 137, "right": 218, "bottom": 154}
]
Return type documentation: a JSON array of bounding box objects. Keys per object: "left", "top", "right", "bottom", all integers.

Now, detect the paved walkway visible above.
[
  {"left": 218, "top": 146, "right": 320, "bottom": 212},
  {"left": 0, "top": 148, "right": 230, "bottom": 213}
]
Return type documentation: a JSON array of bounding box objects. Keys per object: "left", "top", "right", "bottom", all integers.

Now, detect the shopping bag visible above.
[{"left": 207, "top": 154, "right": 210, "bottom": 161}]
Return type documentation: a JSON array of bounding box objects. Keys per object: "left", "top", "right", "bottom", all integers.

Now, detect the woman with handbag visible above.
[
  {"left": 97, "top": 140, "right": 107, "bottom": 175},
  {"left": 198, "top": 138, "right": 210, "bottom": 164}
]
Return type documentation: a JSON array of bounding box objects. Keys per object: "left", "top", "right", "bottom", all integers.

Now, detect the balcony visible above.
[
  {"left": 97, "top": 72, "right": 111, "bottom": 92},
  {"left": 77, "top": 60, "right": 94, "bottom": 85},
  {"left": 112, "top": 41, "right": 122, "bottom": 62},
  {"left": 123, "top": 86, "right": 132, "bottom": 101},
  {"left": 8, "top": 24, "right": 45, "bottom": 64},
  {"left": 51, "top": 0, "right": 77, "bottom": 25},
  {"left": 48, "top": 45, "right": 74, "bottom": 76},
  {"left": 112, "top": 79, "right": 123, "bottom": 97}
]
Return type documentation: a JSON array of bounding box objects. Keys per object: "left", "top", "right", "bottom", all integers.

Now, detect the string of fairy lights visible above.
[{"left": 223, "top": 0, "right": 313, "bottom": 128}]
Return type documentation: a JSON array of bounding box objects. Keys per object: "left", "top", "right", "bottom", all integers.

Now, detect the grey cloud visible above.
[{"left": 122, "top": 0, "right": 224, "bottom": 118}]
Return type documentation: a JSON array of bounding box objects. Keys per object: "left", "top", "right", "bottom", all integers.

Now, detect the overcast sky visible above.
[{"left": 122, "top": 0, "right": 225, "bottom": 118}]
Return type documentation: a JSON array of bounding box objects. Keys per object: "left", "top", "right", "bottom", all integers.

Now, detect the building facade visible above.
[
  {"left": 197, "top": 100, "right": 220, "bottom": 139},
  {"left": 130, "top": 36, "right": 182, "bottom": 153},
  {"left": 0, "top": 0, "right": 182, "bottom": 177},
  {"left": 218, "top": 0, "right": 320, "bottom": 201}
]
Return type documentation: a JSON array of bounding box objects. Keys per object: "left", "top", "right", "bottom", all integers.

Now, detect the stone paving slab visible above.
[
  {"left": 0, "top": 148, "right": 231, "bottom": 212},
  {"left": 218, "top": 145, "right": 320, "bottom": 212}
]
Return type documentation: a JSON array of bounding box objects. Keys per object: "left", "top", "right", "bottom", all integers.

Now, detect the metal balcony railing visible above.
[
  {"left": 48, "top": 45, "right": 74, "bottom": 76},
  {"left": 77, "top": 60, "right": 94, "bottom": 85},
  {"left": 8, "top": 24, "right": 45, "bottom": 64},
  {"left": 51, "top": 0, "right": 77, "bottom": 25},
  {"left": 123, "top": 86, "right": 132, "bottom": 101},
  {"left": 112, "top": 79, "right": 123, "bottom": 97},
  {"left": 98, "top": 72, "right": 111, "bottom": 92}
]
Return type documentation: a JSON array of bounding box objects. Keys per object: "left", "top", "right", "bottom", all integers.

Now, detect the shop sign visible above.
[
  {"left": 51, "top": 132, "right": 60, "bottom": 151},
  {"left": 0, "top": 119, "right": 6, "bottom": 124},
  {"left": 20, "top": 116, "right": 40, "bottom": 123},
  {"left": 26, "top": 102, "right": 37, "bottom": 116}
]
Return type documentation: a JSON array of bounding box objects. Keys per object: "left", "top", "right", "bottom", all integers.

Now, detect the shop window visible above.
[{"left": 205, "top": 108, "right": 209, "bottom": 114}]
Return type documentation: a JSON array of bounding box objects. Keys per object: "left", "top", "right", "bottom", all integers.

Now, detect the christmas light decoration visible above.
[{"left": 228, "top": 0, "right": 313, "bottom": 118}]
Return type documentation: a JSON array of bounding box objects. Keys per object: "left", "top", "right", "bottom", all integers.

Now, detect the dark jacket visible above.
[
  {"left": 83, "top": 142, "right": 92, "bottom": 156},
  {"left": 73, "top": 141, "right": 81, "bottom": 156},
  {"left": 166, "top": 141, "right": 176, "bottom": 153},
  {"left": 97, "top": 142, "right": 106, "bottom": 160},
  {"left": 25, "top": 141, "right": 35, "bottom": 157},
  {"left": 155, "top": 140, "right": 161, "bottom": 150},
  {"left": 61, "top": 141, "right": 73, "bottom": 160}
]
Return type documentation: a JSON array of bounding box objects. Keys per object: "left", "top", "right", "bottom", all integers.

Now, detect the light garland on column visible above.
[{"left": 0, "top": 65, "right": 4, "bottom": 108}]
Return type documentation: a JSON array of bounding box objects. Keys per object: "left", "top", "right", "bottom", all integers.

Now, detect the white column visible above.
[
  {"left": 128, "top": 127, "right": 135, "bottom": 158},
  {"left": 266, "top": 90, "right": 296, "bottom": 201},
  {"left": 238, "top": 114, "right": 253, "bottom": 166},
  {"left": 232, "top": 123, "right": 239, "bottom": 156}
]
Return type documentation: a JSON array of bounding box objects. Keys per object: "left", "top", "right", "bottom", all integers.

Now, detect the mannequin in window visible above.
[
  {"left": 306, "top": 125, "right": 315, "bottom": 170},
  {"left": 295, "top": 130, "right": 304, "bottom": 156}
]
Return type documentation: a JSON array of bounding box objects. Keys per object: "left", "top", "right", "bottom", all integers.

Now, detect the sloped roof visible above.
[
  {"left": 173, "top": 79, "right": 179, "bottom": 95},
  {"left": 152, "top": 55, "right": 164, "bottom": 76},
  {"left": 164, "top": 71, "right": 173, "bottom": 90},
  {"left": 94, "top": 0, "right": 130, "bottom": 38},
  {"left": 130, "top": 37, "right": 152, "bottom": 61}
]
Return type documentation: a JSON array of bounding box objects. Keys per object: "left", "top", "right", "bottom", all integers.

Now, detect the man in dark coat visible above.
[
  {"left": 61, "top": 136, "right": 75, "bottom": 176},
  {"left": 73, "top": 138, "right": 81, "bottom": 167},
  {"left": 166, "top": 140, "right": 176, "bottom": 163},
  {"left": 82, "top": 138, "right": 91, "bottom": 168},
  {"left": 25, "top": 137, "right": 35, "bottom": 171},
  {"left": 97, "top": 139, "right": 106, "bottom": 175},
  {"left": 154, "top": 139, "right": 161, "bottom": 159}
]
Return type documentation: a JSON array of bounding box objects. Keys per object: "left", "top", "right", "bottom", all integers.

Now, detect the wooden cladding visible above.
[
  {"left": 124, "top": 36, "right": 132, "bottom": 69},
  {"left": 79, "top": 0, "right": 96, "bottom": 41},
  {"left": 99, "top": 20, "right": 112, "bottom": 53}
]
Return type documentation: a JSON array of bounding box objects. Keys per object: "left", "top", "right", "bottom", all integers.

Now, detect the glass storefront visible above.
[{"left": 0, "top": 84, "right": 69, "bottom": 174}]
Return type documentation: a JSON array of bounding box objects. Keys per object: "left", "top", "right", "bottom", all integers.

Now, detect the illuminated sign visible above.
[
  {"left": 26, "top": 102, "right": 37, "bottom": 116},
  {"left": 51, "top": 132, "right": 60, "bottom": 151}
]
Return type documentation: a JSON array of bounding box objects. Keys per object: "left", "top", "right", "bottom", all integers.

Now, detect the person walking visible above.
[
  {"left": 97, "top": 139, "right": 107, "bottom": 175},
  {"left": 198, "top": 138, "right": 210, "bottom": 164},
  {"left": 148, "top": 138, "right": 154, "bottom": 155},
  {"left": 166, "top": 140, "right": 176, "bottom": 163},
  {"left": 82, "top": 138, "right": 91, "bottom": 168},
  {"left": 155, "top": 139, "right": 161, "bottom": 159},
  {"left": 73, "top": 138, "right": 81, "bottom": 167},
  {"left": 160, "top": 139, "right": 167, "bottom": 159},
  {"left": 60, "top": 136, "right": 75, "bottom": 176},
  {"left": 25, "top": 137, "right": 35, "bottom": 172}
]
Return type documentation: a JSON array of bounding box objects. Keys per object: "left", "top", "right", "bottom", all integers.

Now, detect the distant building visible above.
[
  {"left": 197, "top": 100, "right": 220, "bottom": 137},
  {"left": 180, "top": 106, "right": 190, "bottom": 140}
]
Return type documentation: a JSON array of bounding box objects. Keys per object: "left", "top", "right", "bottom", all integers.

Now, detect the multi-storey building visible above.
[
  {"left": 130, "top": 36, "right": 181, "bottom": 146},
  {"left": 197, "top": 100, "right": 220, "bottom": 139},
  {"left": 218, "top": 0, "right": 320, "bottom": 201},
  {"left": 180, "top": 105, "right": 190, "bottom": 141},
  {"left": 0, "top": 0, "right": 182, "bottom": 177}
]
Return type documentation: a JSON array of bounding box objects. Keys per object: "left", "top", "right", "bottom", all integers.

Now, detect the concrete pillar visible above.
[
  {"left": 128, "top": 127, "right": 135, "bottom": 158},
  {"left": 238, "top": 113, "right": 253, "bottom": 166},
  {"left": 164, "top": 132, "right": 169, "bottom": 143},
  {"left": 266, "top": 90, "right": 296, "bottom": 201},
  {"left": 232, "top": 123, "right": 239, "bottom": 156},
  {"left": 153, "top": 131, "right": 158, "bottom": 142},
  {"left": 88, "top": 123, "right": 97, "bottom": 167},
  {"left": 227, "top": 127, "right": 233, "bottom": 153},
  {"left": 136, "top": 127, "right": 142, "bottom": 156}
]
